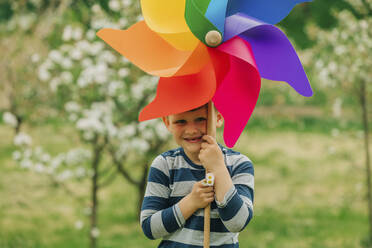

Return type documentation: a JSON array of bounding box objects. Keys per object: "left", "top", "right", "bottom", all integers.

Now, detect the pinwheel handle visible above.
[{"left": 204, "top": 101, "right": 216, "bottom": 248}]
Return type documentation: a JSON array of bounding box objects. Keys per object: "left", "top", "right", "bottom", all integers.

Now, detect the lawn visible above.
[{"left": 0, "top": 123, "right": 368, "bottom": 248}]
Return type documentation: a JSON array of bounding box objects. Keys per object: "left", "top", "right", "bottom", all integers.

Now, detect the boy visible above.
[{"left": 140, "top": 104, "right": 254, "bottom": 247}]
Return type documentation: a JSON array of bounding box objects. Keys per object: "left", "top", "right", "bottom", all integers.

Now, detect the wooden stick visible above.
[{"left": 204, "top": 101, "right": 216, "bottom": 248}]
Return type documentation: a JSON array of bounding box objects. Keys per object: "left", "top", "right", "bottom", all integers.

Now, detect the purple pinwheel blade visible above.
[
  {"left": 227, "top": 0, "right": 312, "bottom": 25},
  {"left": 224, "top": 13, "right": 313, "bottom": 97}
]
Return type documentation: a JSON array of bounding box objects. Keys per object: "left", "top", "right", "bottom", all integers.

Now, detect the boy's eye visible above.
[
  {"left": 196, "top": 117, "right": 207, "bottom": 122},
  {"left": 174, "top": 120, "right": 186, "bottom": 125}
]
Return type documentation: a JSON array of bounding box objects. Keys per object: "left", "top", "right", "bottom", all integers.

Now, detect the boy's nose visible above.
[{"left": 184, "top": 123, "right": 199, "bottom": 134}]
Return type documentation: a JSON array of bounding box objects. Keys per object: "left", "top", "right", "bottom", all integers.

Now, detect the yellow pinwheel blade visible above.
[{"left": 140, "top": 0, "right": 198, "bottom": 51}]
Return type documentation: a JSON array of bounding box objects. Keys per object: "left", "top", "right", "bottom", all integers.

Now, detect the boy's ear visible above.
[
  {"left": 216, "top": 112, "right": 224, "bottom": 128},
  {"left": 162, "top": 116, "right": 170, "bottom": 130}
]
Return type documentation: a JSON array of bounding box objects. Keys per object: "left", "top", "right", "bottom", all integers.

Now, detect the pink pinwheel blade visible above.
[
  {"left": 224, "top": 13, "right": 313, "bottom": 97},
  {"left": 213, "top": 37, "right": 261, "bottom": 147}
]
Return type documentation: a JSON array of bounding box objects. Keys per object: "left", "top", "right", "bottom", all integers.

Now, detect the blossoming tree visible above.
[
  {"left": 7, "top": 1, "right": 170, "bottom": 248},
  {"left": 309, "top": 0, "right": 371, "bottom": 244}
]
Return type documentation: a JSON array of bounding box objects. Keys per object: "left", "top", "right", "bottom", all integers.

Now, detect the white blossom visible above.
[
  {"left": 91, "top": 227, "right": 100, "bottom": 238},
  {"left": 63, "top": 25, "right": 73, "bottom": 41},
  {"left": 65, "top": 101, "right": 81, "bottom": 113},
  {"left": 83, "top": 131, "right": 95, "bottom": 141},
  {"left": 91, "top": 4, "right": 101, "bottom": 14},
  {"left": 156, "top": 121, "right": 169, "bottom": 140},
  {"left": 109, "top": 0, "right": 121, "bottom": 11},
  {"left": 61, "top": 71, "right": 73, "bottom": 83},
  {"left": 14, "top": 132, "right": 32, "bottom": 146},
  {"left": 57, "top": 170, "right": 73, "bottom": 182},
  {"left": 2, "top": 112, "right": 18, "bottom": 127},
  {"left": 61, "top": 58, "right": 73, "bottom": 69},
  {"left": 50, "top": 77, "right": 61, "bottom": 92},
  {"left": 49, "top": 50, "right": 63, "bottom": 63},
  {"left": 119, "top": 18, "right": 128, "bottom": 28},
  {"left": 131, "top": 138, "right": 150, "bottom": 153},
  {"left": 81, "top": 58, "right": 93, "bottom": 68},
  {"left": 117, "top": 124, "right": 136, "bottom": 139},
  {"left": 70, "top": 48, "right": 83, "bottom": 60},
  {"left": 75, "top": 220, "right": 84, "bottom": 230},
  {"left": 86, "top": 29, "right": 96, "bottom": 41},
  {"left": 34, "top": 163, "right": 45, "bottom": 173},
  {"left": 18, "top": 14, "right": 36, "bottom": 30},
  {"left": 121, "top": 0, "right": 132, "bottom": 7},
  {"left": 73, "top": 27, "right": 83, "bottom": 41},
  {"left": 20, "top": 159, "right": 33, "bottom": 169},
  {"left": 118, "top": 68, "right": 129, "bottom": 78},
  {"left": 108, "top": 81, "right": 123, "bottom": 96},
  {"left": 75, "top": 167, "right": 86, "bottom": 178},
  {"left": 12, "top": 151, "right": 22, "bottom": 161},
  {"left": 38, "top": 68, "right": 51, "bottom": 81},
  {"left": 332, "top": 98, "right": 343, "bottom": 118},
  {"left": 41, "top": 154, "right": 51, "bottom": 163},
  {"left": 31, "top": 53, "right": 40, "bottom": 63}
]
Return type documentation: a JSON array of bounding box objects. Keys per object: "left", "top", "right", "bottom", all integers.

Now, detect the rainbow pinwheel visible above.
[{"left": 97, "top": 0, "right": 313, "bottom": 147}]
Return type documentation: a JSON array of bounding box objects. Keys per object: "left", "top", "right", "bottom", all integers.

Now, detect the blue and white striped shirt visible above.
[{"left": 140, "top": 145, "right": 254, "bottom": 247}]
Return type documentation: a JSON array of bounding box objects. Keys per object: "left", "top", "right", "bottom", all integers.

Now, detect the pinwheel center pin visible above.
[{"left": 205, "top": 30, "right": 222, "bottom": 47}]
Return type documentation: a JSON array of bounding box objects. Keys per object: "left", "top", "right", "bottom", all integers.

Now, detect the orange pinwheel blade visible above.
[
  {"left": 97, "top": 21, "right": 208, "bottom": 77},
  {"left": 139, "top": 63, "right": 217, "bottom": 121}
]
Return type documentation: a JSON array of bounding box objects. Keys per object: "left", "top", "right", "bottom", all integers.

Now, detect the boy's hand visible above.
[
  {"left": 189, "top": 180, "right": 214, "bottom": 209},
  {"left": 199, "top": 135, "right": 225, "bottom": 172}
]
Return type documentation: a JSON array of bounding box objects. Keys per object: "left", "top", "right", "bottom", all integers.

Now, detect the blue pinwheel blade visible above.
[
  {"left": 227, "top": 0, "right": 312, "bottom": 25},
  {"left": 205, "top": 0, "right": 229, "bottom": 35}
]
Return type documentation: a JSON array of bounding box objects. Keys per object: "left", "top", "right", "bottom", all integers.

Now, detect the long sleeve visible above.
[
  {"left": 140, "top": 155, "right": 186, "bottom": 240},
  {"left": 216, "top": 156, "right": 254, "bottom": 233}
]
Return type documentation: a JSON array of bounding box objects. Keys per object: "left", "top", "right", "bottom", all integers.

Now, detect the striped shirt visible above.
[{"left": 140, "top": 145, "right": 254, "bottom": 247}]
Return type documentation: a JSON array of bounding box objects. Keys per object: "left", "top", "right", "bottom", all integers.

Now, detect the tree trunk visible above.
[
  {"left": 15, "top": 115, "right": 22, "bottom": 135},
  {"left": 90, "top": 144, "right": 102, "bottom": 248},
  {"left": 360, "top": 80, "right": 372, "bottom": 244},
  {"left": 137, "top": 163, "right": 149, "bottom": 220}
]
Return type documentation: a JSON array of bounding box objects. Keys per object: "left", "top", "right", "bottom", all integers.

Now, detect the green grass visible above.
[{"left": 0, "top": 123, "right": 368, "bottom": 248}]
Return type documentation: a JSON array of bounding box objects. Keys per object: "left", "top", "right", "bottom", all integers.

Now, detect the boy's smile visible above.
[{"left": 162, "top": 105, "right": 223, "bottom": 164}]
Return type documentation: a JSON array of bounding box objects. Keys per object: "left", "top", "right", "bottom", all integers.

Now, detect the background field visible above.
[{"left": 0, "top": 119, "right": 368, "bottom": 248}]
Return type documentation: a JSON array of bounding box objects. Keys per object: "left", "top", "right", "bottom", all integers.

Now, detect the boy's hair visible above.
[
  {"left": 165, "top": 103, "right": 218, "bottom": 119},
  {"left": 188, "top": 103, "right": 208, "bottom": 112}
]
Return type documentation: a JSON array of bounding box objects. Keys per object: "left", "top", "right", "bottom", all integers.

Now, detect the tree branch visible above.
[
  {"left": 98, "top": 167, "right": 118, "bottom": 188},
  {"left": 108, "top": 145, "right": 140, "bottom": 186}
]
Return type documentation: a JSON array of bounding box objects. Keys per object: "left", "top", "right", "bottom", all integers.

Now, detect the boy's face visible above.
[{"left": 162, "top": 106, "right": 223, "bottom": 159}]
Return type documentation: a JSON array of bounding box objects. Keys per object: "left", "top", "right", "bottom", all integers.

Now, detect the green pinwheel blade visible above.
[
  {"left": 194, "top": 0, "right": 211, "bottom": 14},
  {"left": 185, "top": 0, "right": 222, "bottom": 47}
]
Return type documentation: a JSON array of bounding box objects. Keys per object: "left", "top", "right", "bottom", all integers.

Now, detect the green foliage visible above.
[
  {"left": 0, "top": 2, "right": 12, "bottom": 22},
  {"left": 280, "top": 0, "right": 360, "bottom": 49}
]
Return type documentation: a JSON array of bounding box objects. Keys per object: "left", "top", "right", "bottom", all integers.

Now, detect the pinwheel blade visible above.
[
  {"left": 139, "top": 63, "right": 217, "bottom": 122},
  {"left": 227, "top": 0, "right": 312, "bottom": 25},
  {"left": 141, "top": 0, "right": 199, "bottom": 50},
  {"left": 213, "top": 37, "right": 261, "bottom": 148},
  {"left": 205, "top": 0, "right": 229, "bottom": 35},
  {"left": 224, "top": 14, "right": 313, "bottom": 97},
  {"left": 97, "top": 22, "right": 208, "bottom": 77},
  {"left": 185, "top": 0, "right": 221, "bottom": 45}
]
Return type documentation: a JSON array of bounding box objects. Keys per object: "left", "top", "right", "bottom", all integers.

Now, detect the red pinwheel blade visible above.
[{"left": 139, "top": 63, "right": 217, "bottom": 121}]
